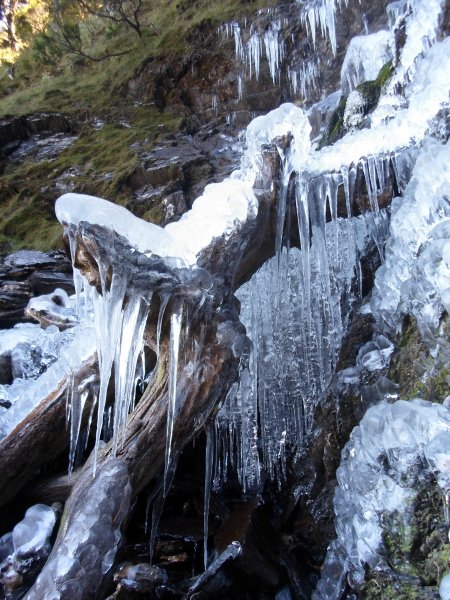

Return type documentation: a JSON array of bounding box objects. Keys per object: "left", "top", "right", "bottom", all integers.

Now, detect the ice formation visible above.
[
  {"left": 1, "top": 0, "right": 449, "bottom": 593},
  {"left": 24, "top": 459, "right": 131, "bottom": 600},
  {"left": 0, "top": 318, "right": 95, "bottom": 440},
  {"left": 49, "top": 0, "right": 449, "bottom": 507},
  {"left": 215, "top": 215, "right": 380, "bottom": 491},
  {"left": 371, "top": 139, "right": 450, "bottom": 335},
  {"left": 0, "top": 504, "right": 58, "bottom": 596},
  {"left": 314, "top": 400, "right": 450, "bottom": 598},
  {"left": 340, "top": 30, "right": 393, "bottom": 95}
]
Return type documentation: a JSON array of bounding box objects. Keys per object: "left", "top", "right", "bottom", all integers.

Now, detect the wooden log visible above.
[{"left": 0, "top": 355, "right": 97, "bottom": 508}]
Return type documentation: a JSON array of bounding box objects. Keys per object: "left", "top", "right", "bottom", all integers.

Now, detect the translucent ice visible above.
[
  {"left": 340, "top": 30, "right": 393, "bottom": 95},
  {"left": 314, "top": 399, "right": 450, "bottom": 598},
  {"left": 371, "top": 139, "right": 450, "bottom": 333}
]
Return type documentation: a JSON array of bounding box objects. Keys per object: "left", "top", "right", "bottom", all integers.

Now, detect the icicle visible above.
[
  {"left": 156, "top": 293, "right": 170, "bottom": 358},
  {"left": 113, "top": 294, "right": 150, "bottom": 451},
  {"left": 247, "top": 32, "right": 262, "bottom": 80},
  {"left": 164, "top": 301, "right": 183, "bottom": 495},
  {"left": 84, "top": 391, "right": 98, "bottom": 451},
  {"left": 92, "top": 270, "right": 128, "bottom": 473},
  {"left": 295, "top": 177, "right": 312, "bottom": 335},
  {"left": 68, "top": 379, "right": 93, "bottom": 475},
  {"left": 237, "top": 74, "right": 243, "bottom": 101},
  {"left": 204, "top": 426, "right": 214, "bottom": 569},
  {"left": 263, "top": 20, "right": 285, "bottom": 84}
]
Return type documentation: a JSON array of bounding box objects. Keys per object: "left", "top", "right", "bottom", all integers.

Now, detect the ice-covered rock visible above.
[
  {"left": 0, "top": 504, "right": 58, "bottom": 597},
  {"left": 371, "top": 139, "right": 450, "bottom": 334},
  {"left": 25, "top": 288, "right": 78, "bottom": 330},
  {"left": 0, "top": 320, "right": 95, "bottom": 440},
  {"left": 340, "top": 30, "right": 394, "bottom": 95},
  {"left": 314, "top": 399, "right": 450, "bottom": 598}
]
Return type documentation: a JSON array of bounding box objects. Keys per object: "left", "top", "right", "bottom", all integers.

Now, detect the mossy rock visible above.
[
  {"left": 318, "top": 60, "right": 394, "bottom": 149},
  {"left": 318, "top": 94, "right": 347, "bottom": 149},
  {"left": 389, "top": 315, "right": 450, "bottom": 403},
  {"left": 361, "top": 571, "right": 439, "bottom": 599},
  {"left": 361, "top": 481, "right": 449, "bottom": 598}
]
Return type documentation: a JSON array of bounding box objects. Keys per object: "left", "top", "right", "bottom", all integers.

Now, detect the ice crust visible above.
[
  {"left": 371, "top": 139, "right": 450, "bottom": 334},
  {"left": 24, "top": 459, "right": 131, "bottom": 600},
  {"left": 314, "top": 399, "right": 450, "bottom": 598},
  {"left": 0, "top": 504, "right": 58, "bottom": 596},
  {"left": 340, "top": 30, "right": 394, "bottom": 95},
  {"left": 0, "top": 319, "right": 95, "bottom": 440}
]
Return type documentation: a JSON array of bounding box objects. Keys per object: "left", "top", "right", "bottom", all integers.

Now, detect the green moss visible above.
[
  {"left": 318, "top": 94, "right": 347, "bottom": 149},
  {"left": 356, "top": 80, "right": 381, "bottom": 115},
  {"left": 375, "top": 60, "right": 394, "bottom": 89},
  {"left": 361, "top": 573, "right": 436, "bottom": 600},
  {"left": 318, "top": 60, "right": 394, "bottom": 149},
  {"left": 361, "top": 482, "right": 448, "bottom": 597},
  {"left": 389, "top": 316, "right": 450, "bottom": 403}
]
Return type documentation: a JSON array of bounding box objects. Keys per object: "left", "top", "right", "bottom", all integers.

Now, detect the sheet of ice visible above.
[
  {"left": 55, "top": 193, "right": 192, "bottom": 264},
  {"left": 314, "top": 399, "right": 450, "bottom": 598},
  {"left": 371, "top": 139, "right": 450, "bottom": 333},
  {"left": 57, "top": 180, "right": 258, "bottom": 268},
  {"left": 340, "top": 30, "right": 394, "bottom": 95},
  {"left": 165, "top": 180, "right": 258, "bottom": 260},
  {"left": 0, "top": 323, "right": 47, "bottom": 357},
  {"left": 0, "top": 321, "right": 95, "bottom": 440}
]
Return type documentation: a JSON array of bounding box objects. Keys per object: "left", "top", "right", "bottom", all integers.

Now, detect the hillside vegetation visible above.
[{"left": 0, "top": 0, "right": 275, "bottom": 252}]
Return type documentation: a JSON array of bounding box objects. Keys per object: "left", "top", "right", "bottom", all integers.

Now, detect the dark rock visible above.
[
  {"left": 108, "top": 562, "right": 168, "bottom": 598},
  {"left": 0, "top": 251, "right": 73, "bottom": 327},
  {"left": 0, "top": 113, "right": 76, "bottom": 160}
]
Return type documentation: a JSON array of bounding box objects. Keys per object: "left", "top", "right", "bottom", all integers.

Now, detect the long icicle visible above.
[{"left": 164, "top": 300, "right": 184, "bottom": 495}]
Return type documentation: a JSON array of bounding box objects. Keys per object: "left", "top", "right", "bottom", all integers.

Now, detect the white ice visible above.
[
  {"left": 340, "top": 30, "right": 394, "bottom": 95},
  {"left": 314, "top": 399, "right": 450, "bottom": 599}
]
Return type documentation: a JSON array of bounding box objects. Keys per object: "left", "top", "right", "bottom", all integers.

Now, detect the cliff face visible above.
[{"left": 1, "top": 1, "right": 450, "bottom": 599}]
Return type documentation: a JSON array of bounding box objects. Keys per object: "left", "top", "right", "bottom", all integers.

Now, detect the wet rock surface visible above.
[
  {"left": 0, "top": 113, "right": 76, "bottom": 165},
  {"left": 0, "top": 251, "right": 74, "bottom": 328}
]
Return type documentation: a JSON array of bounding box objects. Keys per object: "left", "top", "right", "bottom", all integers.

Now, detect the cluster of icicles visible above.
[
  {"left": 54, "top": 0, "right": 450, "bottom": 582},
  {"left": 218, "top": 0, "right": 347, "bottom": 101}
]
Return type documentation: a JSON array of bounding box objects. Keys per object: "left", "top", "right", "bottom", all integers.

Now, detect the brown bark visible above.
[{"left": 0, "top": 355, "right": 97, "bottom": 508}]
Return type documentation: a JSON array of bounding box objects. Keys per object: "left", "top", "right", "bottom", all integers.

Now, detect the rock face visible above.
[
  {"left": 0, "top": 113, "right": 75, "bottom": 165},
  {"left": 0, "top": 251, "right": 73, "bottom": 328}
]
